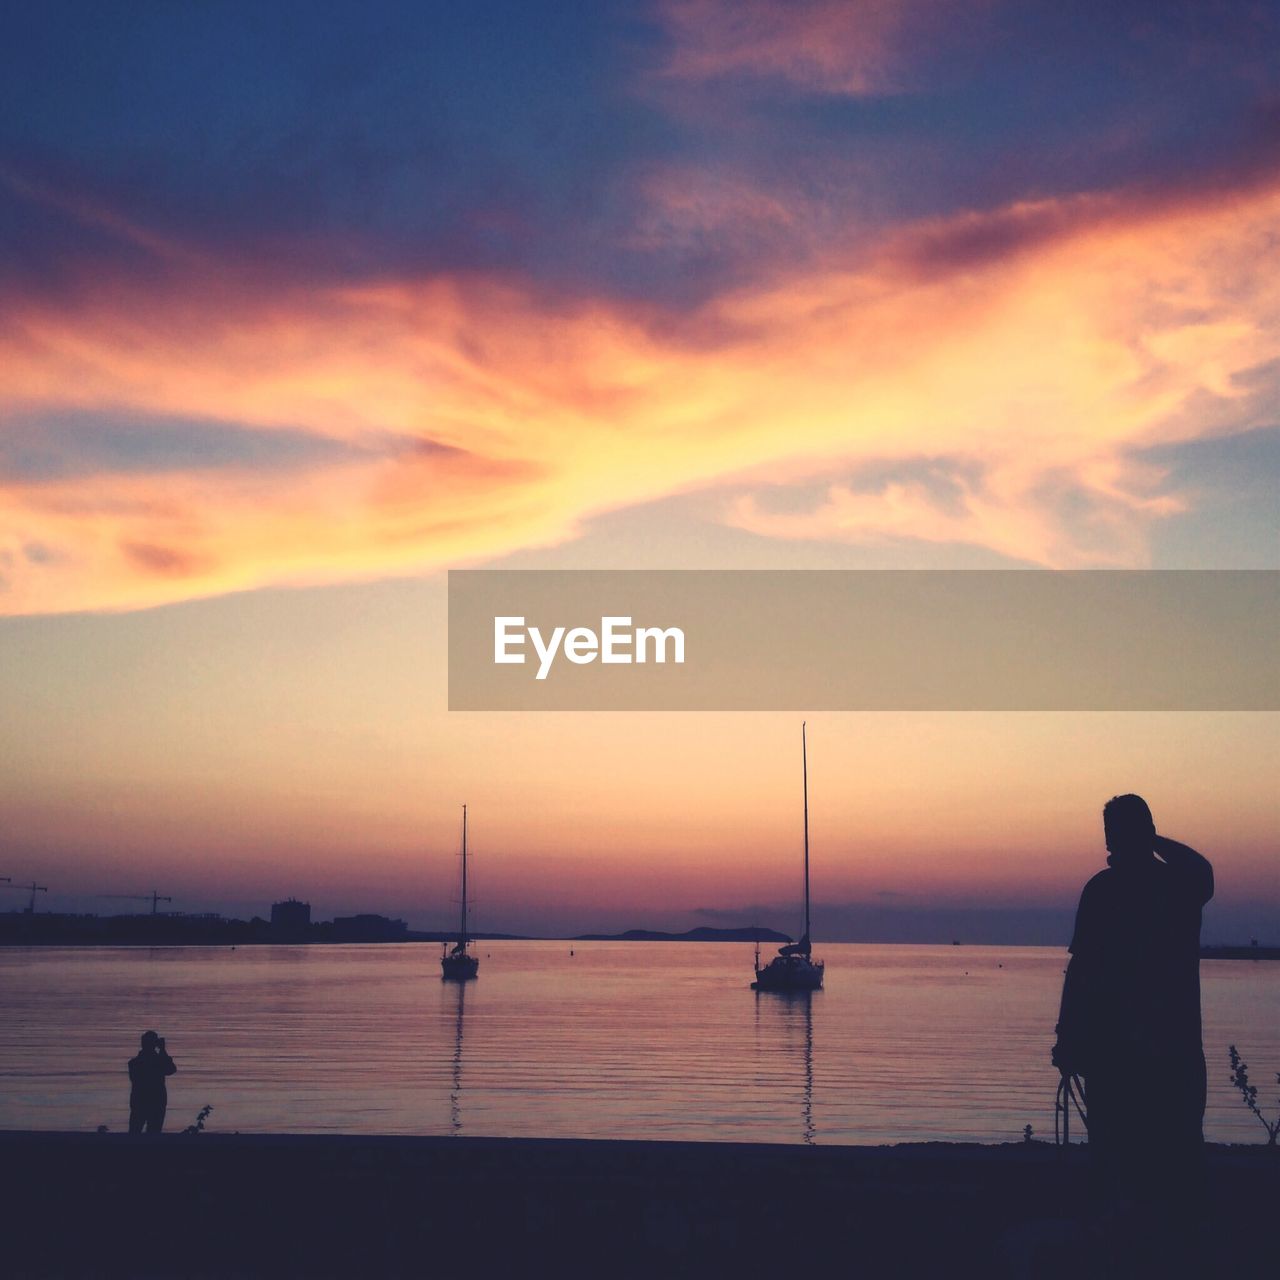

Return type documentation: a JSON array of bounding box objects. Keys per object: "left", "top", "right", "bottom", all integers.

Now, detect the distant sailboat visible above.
[
  {"left": 441, "top": 805, "right": 479, "bottom": 981},
  {"left": 752, "top": 723, "right": 824, "bottom": 992}
]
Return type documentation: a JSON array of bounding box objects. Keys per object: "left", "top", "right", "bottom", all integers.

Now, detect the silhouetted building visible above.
[
  {"left": 331, "top": 913, "right": 408, "bottom": 942},
  {"left": 270, "top": 898, "right": 311, "bottom": 940}
]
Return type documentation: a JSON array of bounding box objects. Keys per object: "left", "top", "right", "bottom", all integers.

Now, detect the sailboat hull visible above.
[
  {"left": 751, "top": 956, "right": 824, "bottom": 992},
  {"left": 441, "top": 953, "right": 479, "bottom": 981}
]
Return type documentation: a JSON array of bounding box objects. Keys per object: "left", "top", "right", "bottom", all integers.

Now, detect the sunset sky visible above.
[{"left": 1, "top": 2, "right": 1276, "bottom": 941}]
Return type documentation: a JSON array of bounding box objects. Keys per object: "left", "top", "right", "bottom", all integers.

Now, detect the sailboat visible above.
[
  {"left": 441, "top": 804, "right": 479, "bottom": 981},
  {"left": 752, "top": 723, "right": 824, "bottom": 992}
]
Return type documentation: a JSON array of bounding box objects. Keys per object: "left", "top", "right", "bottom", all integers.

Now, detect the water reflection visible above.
[
  {"left": 449, "top": 978, "right": 466, "bottom": 1135},
  {"left": 800, "top": 993, "right": 814, "bottom": 1145},
  {"left": 755, "top": 989, "right": 817, "bottom": 1144},
  {"left": 1, "top": 943, "right": 1274, "bottom": 1143}
]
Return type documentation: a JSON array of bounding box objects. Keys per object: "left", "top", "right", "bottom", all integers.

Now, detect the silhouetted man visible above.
[
  {"left": 128, "top": 1030, "right": 177, "bottom": 1134},
  {"left": 1053, "top": 795, "right": 1213, "bottom": 1265}
]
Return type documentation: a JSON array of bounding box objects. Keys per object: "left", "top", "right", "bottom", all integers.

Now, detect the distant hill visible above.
[{"left": 572, "top": 926, "right": 792, "bottom": 943}]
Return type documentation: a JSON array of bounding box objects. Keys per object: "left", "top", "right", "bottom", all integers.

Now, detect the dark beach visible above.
[{"left": 2, "top": 1131, "right": 1275, "bottom": 1278}]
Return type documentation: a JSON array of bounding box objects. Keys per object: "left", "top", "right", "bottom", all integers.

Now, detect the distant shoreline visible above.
[
  {"left": 0, "top": 913, "right": 791, "bottom": 948},
  {"left": 1200, "top": 944, "right": 1280, "bottom": 960},
  {"left": 1, "top": 913, "right": 1273, "bottom": 953},
  {"left": 2, "top": 938, "right": 1276, "bottom": 955}
]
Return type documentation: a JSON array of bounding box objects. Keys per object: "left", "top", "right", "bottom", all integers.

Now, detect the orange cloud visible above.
[{"left": 2, "top": 170, "right": 1279, "bottom": 613}]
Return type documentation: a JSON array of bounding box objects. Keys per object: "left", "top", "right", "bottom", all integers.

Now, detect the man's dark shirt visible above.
[
  {"left": 128, "top": 1049, "right": 176, "bottom": 1106},
  {"left": 1059, "top": 855, "right": 1212, "bottom": 1073}
]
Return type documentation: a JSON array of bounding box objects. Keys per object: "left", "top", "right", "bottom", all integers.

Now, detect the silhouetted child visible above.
[
  {"left": 1053, "top": 795, "right": 1213, "bottom": 1272},
  {"left": 128, "top": 1030, "right": 177, "bottom": 1134}
]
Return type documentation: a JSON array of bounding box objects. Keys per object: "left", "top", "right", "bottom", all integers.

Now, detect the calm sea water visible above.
[{"left": 1, "top": 942, "right": 1277, "bottom": 1145}]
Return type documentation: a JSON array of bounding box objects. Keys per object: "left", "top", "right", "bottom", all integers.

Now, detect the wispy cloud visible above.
[
  {"left": 2, "top": 159, "right": 1279, "bottom": 611},
  {"left": 655, "top": 0, "right": 966, "bottom": 94}
]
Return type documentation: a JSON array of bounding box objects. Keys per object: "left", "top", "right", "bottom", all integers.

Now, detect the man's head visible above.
[
  {"left": 1103, "top": 794, "right": 1155, "bottom": 868},
  {"left": 140, "top": 1030, "right": 160, "bottom": 1049}
]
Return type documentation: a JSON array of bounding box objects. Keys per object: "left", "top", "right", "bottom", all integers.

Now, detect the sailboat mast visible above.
[
  {"left": 802, "top": 722, "right": 810, "bottom": 941},
  {"left": 460, "top": 804, "right": 469, "bottom": 948}
]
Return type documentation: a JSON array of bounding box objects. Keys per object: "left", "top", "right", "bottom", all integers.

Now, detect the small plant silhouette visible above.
[
  {"left": 183, "top": 1104, "right": 213, "bottom": 1135},
  {"left": 1228, "top": 1045, "right": 1280, "bottom": 1145},
  {"left": 1022, "top": 1124, "right": 1034, "bottom": 1143}
]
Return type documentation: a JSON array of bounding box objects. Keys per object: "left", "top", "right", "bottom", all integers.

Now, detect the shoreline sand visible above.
[{"left": 2, "top": 1131, "right": 1276, "bottom": 1276}]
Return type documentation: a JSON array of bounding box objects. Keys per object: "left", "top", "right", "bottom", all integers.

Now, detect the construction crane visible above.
[
  {"left": 2, "top": 881, "right": 48, "bottom": 912},
  {"left": 100, "top": 890, "right": 173, "bottom": 915}
]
